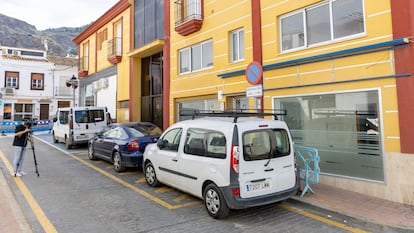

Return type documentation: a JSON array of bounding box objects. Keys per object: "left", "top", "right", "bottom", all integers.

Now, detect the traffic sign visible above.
[
  {"left": 246, "top": 85, "right": 263, "bottom": 97},
  {"left": 245, "top": 61, "right": 263, "bottom": 85}
]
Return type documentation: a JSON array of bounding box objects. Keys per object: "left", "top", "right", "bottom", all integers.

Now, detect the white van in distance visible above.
[{"left": 52, "top": 107, "right": 111, "bottom": 149}]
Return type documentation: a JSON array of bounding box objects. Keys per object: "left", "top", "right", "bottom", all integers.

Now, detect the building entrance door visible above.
[{"left": 141, "top": 53, "right": 163, "bottom": 129}]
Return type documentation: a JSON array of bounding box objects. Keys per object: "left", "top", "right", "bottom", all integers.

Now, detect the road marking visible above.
[
  {"left": 38, "top": 138, "right": 200, "bottom": 210},
  {"left": 0, "top": 150, "right": 58, "bottom": 233},
  {"left": 135, "top": 178, "right": 146, "bottom": 184},
  {"left": 155, "top": 187, "right": 173, "bottom": 193},
  {"left": 279, "top": 204, "right": 370, "bottom": 233},
  {"left": 174, "top": 194, "right": 190, "bottom": 202}
]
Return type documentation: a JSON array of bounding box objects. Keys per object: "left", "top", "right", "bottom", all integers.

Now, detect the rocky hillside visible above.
[{"left": 0, "top": 13, "right": 88, "bottom": 57}]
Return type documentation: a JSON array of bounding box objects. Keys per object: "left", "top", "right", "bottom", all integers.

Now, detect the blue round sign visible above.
[{"left": 245, "top": 61, "right": 263, "bottom": 85}]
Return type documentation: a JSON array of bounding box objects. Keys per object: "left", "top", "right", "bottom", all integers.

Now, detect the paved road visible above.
[{"left": 0, "top": 132, "right": 388, "bottom": 233}]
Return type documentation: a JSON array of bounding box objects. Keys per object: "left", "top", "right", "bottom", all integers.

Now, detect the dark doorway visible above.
[
  {"left": 40, "top": 104, "right": 49, "bottom": 120},
  {"left": 141, "top": 53, "right": 163, "bottom": 128}
]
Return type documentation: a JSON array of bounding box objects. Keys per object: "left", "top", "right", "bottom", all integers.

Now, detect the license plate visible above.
[
  {"left": 246, "top": 180, "right": 270, "bottom": 192},
  {"left": 77, "top": 135, "right": 88, "bottom": 140}
]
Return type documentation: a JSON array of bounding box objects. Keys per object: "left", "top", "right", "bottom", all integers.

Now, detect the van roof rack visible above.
[{"left": 179, "top": 109, "right": 287, "bottom": 123}]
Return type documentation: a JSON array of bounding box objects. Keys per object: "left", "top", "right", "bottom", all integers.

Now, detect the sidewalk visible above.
[
  {"left": 1, "top": 165, "right": 413, "bottom": 232},
  {"left": 292, "top": 183, "right": 414, "bottom": 231},
  {"left": 0, "top": 168, "right": 32, "bottom": 233}
]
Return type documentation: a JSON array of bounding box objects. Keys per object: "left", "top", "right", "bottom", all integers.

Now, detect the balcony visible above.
[
  {"left": 55, "top": 87, "right": 72, "bottom": 97},
  {"left": 78, "top": 56, "right": 89, "bottom": 77},
  {"left": 174, "top": 0, "right": 203, "bottom": 36},
  {"left": 107, "top": 37, "right": 122, "bottom": 64}
]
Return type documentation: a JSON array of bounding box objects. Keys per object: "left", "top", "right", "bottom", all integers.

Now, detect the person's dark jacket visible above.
[{"left": 13, "top": 125, "right": 28, "bottom": 147}]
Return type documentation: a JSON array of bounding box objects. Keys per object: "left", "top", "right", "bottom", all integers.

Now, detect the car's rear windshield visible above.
[
  {"left": 242, "top": 129, "right": 290, "bottom": 161},
  {"left": 127, "top": 124, "right": 162, "bottom": 137},
  {"left": 75, "top": 110, "right": 105, "bottom": 123}
]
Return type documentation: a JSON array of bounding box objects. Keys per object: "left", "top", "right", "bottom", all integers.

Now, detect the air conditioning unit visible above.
[{"left": 2, "top": 87, "right": 16, "bottom": 96}]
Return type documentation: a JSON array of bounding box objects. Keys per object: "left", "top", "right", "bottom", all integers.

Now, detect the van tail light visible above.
[
  {"left": 128, "top": 139, "right": 140, "bottom": 151},
  {"left": 232, "top": 188, "right": 240, "bottom": 197},
  {"left": 231, "top": 145, "right": 239, "bottom": 174}
]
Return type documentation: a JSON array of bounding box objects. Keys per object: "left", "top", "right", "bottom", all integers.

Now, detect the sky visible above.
[{"left": 0, "top": 0, "right": 120, "bottom": 30}]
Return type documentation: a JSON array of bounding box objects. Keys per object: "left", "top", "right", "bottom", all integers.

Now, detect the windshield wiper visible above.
[{"left": 264, "top": 149, "right": 275, "bottom": 167}]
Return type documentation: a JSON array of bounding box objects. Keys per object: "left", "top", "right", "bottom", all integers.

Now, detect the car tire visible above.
[
  {"left": 65, "top": 136, "right": 72, "bottom": 149},
  {"left": 113, "top": 151, "right": 125, "bottom": 173},
  {"left": 52, "top": 132, "right": 58, "bottom": 143},
  {"left": 203, "top": 183, "right": 230, "bottom": 219},
  {"left": 88, "top": 143, "right": 97, "bottom": 160},
  {"left": 144, "top": 162, "right": 160, "bottom": 187}
]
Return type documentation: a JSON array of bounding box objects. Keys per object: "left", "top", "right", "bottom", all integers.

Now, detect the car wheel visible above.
[
  {"left": 144, "top": 162, "right": 160, "bottom": 187},
  {"left": 113, "top": 152, "right": 125, "bottom": 172},
  {"left": 65, "top": 136, "right": 72, "bottom": 149},
  {"left": 88, "top": 143, "right": 96, "bottom": 160},
  {"left": 52, "top": 132, "right": 58, "bottom": 143},
  {"left": 203, "top": 183, "right": 230, "bottom": 219}
]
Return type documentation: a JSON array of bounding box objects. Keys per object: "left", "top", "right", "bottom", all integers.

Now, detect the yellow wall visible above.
[
  {"left": 169, "top": 0, "right": 253, "bottom": 123},
  {"left": 78, "top": 8, "right": 131, "bottom": 123}
]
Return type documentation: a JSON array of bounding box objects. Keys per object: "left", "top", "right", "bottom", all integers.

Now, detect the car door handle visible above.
[
  {"left": 264, "top": 168, "right": 274, "bottom": 172},
  {"left": 172, "top": 158, "right": 178, "bottom": 162}
]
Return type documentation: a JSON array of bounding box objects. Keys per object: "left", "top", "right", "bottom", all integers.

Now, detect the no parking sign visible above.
[{"left": 245, "top": 61, "right": 263, "bottom": 85}]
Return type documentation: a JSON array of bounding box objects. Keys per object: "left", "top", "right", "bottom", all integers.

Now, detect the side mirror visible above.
[
  {"left": 157, "top": 139, "right": 167, "bottom": 149},
  {"left": 53, "top": 117, "right": 57, "bottom": 122}
]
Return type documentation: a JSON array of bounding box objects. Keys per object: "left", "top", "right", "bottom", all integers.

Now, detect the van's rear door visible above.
[{"left": 238, "top": 122, "right": 296, "bottom": 198}]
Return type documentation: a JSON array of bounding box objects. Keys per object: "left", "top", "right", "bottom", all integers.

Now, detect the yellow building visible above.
[
  {"left": 169, "top": 0, "right": 414, "bottom": 206},
  {"left": 73, "top": 0, "right": 132, "bottom": 123}
]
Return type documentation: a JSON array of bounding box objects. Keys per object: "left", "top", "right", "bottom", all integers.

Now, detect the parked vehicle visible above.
[
  {"left": 143, "top": 111, "right": 299, "bottom": 219},
  {"left": 88, "top": 122, "right": 162, "bottom": 172},
  {"left": 52, "top": 107, "right": 111, "bottom": 149}
]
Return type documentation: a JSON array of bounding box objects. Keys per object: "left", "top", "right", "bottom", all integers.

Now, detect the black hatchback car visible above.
[{"left": 88, "top": 122, "right": 162, "bottom": 172}]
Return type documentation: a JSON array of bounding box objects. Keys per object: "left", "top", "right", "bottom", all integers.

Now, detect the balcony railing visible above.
[
  {"left": 55, "top": 87, "right": 72, "bottom": 97},
  {"left": 174, "top": 0, "right": 203, "bottom": 36},
  {"left": 78, "top": 56, "right": 89, "bottom": 77},
  {"left": 107, "top": 37, "right": 122, "bottom": 64}
]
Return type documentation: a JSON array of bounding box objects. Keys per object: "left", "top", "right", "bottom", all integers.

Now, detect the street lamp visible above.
[{"left": 66, "top": 75, "right": 78, "bottom": 107}]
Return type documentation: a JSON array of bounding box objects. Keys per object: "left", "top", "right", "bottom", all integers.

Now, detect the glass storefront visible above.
[{"left": 273, "top": 90, "right": 384, "bottom": 181}]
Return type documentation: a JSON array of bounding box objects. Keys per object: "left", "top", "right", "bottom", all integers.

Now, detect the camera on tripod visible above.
[{"left": 24, "top": 118, "right": 38, "bottom": 129}]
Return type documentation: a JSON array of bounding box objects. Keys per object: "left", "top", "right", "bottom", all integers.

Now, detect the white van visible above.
[
  {"left": 143, "top": 111, "right": 299, "bottom": 219},
  {"left": 52, "top": 107, "right": 111, "bottom": 149}
]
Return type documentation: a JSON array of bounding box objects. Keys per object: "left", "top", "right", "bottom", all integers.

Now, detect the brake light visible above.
[
  {"left": 128, "top": 139, "right": 140, "bottom": 151},
  {"left": 232, "top": 188, "right": 240, "bottom": 197},
  {"left": 231, "top": 145, "right": 239, "bottom": 174}
]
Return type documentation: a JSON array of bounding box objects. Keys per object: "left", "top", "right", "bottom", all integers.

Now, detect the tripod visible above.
[{"left": 27, "top": 131, "right": 40, "bottom": 177}]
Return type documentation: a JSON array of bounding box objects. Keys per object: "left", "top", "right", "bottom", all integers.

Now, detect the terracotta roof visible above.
[{"left": 1, "top": 54, "right": 48, "bottom": 62}]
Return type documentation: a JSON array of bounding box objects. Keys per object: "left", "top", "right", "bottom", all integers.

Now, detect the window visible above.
[
  {"left": 230, "top": 28, "right": 245, "bottom": 62},
  {"left": 31, "top": 73, "right": 44, "bottom": 90},
  {"left": 179, "top": 40, "right": 213, "bottom": 74},
  {"left": 14, "top": 103, "right": 34, "bottom": 121},
  {"left": 280, "top": 0, "right": 364, "bottom": 52},
  {"left": 184, "top": 128, "right": 226, "bottom": 159},
  {"left": 5, "top": 71, "right": 19, "bottom": 88},
  {"left": 273, "top": 90, "right": 383, "bottom": 181},
  {"left": 174, "top": 0, "right": 202, "bottom": 25},
  {"left": 160, "top": 128, "right": 182, "bottom": 152},
  {"left": 74, "top": 109, "right": 105, "bottom": 123},
  {"left": 242, "top": 129, "right": 290, "bottom": 161},
  {"left": 177, "top": 99, "right": 218, "bottom": 121}
]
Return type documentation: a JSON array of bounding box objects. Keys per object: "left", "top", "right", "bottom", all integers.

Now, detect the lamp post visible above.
[{"left": 66, "top": 75, "right": 78, "bottom": 107}]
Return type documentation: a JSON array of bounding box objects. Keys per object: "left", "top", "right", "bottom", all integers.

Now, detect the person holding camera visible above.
[{"left": 12, "top": 119, "right": 31, "bottom": 177}]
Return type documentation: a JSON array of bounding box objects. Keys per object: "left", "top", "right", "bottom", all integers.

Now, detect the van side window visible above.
[
  {"left": 184, "top": 128, "right": 226, "bottom": 159},
  {"left": 160, "top": 128, "right": 182, "bottom": 152},
  {"left": 243, "top": 129, "right": 290, "bottom": 161},
  {"left": 59, "top": 111, "right": 69, "bottom": 124},
  {"left": 74, "top": 110, "right": 105, "bottom": 123}
]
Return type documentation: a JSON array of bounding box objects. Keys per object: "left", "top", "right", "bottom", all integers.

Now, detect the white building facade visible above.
[{"left": 0, "top": 46, "right": 78, "bottom": 121}]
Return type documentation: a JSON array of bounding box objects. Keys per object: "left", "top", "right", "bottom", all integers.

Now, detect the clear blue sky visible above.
[{"left": 0, "top": 0, "right": 119, "bottom": 30}]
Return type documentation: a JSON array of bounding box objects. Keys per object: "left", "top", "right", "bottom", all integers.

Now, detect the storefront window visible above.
[
  {"left": 14, "top": 103, "right": 34, "bottom": 121},
  {"left": 3, "top": 103, "right": 12, "bottom": 120},
  {"left": 274, "top": 90, "right": 384, "bottom": 181},
  {"left": 177, "top": 99, "right": 217, "bottom": 121}
]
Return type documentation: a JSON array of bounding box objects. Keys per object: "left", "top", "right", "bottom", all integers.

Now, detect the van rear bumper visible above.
[{"left": 220, "top": 183, "right": 299, "bottom": 210}]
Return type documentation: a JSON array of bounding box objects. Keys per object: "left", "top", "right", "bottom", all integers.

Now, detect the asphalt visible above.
[{"left": 0, "top": 139, "right": 413, "bottom": 232}]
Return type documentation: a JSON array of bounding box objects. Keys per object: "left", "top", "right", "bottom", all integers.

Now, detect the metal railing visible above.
[
  {"left": 107, "top": 37, "right": 122, "bottom": 57},
  {"left": 174, "top": 0, "right": 202, "bottom": 26}
]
